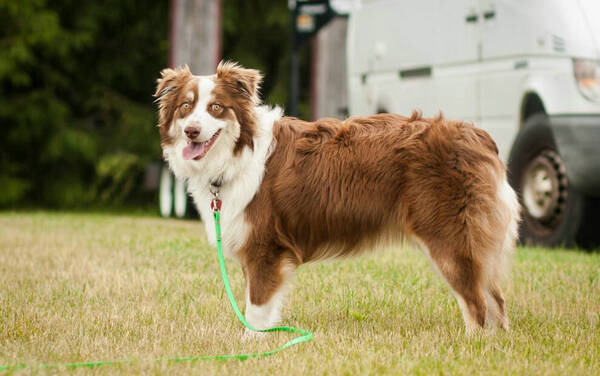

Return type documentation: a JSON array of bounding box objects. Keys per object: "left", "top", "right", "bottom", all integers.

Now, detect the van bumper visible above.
[{"left": 549, "top": 115, "right": 600, "bottom": 197}]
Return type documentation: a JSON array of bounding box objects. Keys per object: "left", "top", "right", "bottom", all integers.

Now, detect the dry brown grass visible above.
[{"left": 0, "top": 212, "right": 599, "bottom": 375}]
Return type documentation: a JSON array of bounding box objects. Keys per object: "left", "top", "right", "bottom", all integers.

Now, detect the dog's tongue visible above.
[{"left": 183, "top": 141, "right": 208, "bottom": 160}]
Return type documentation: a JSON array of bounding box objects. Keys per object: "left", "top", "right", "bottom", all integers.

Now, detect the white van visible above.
[{"left": 347, "top": 0, "right": 600, "bottom": 247}]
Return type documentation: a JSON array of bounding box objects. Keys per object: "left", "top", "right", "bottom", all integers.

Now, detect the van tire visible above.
[{"left": 508, "top": 114, "right": 588, "bottom": 248}]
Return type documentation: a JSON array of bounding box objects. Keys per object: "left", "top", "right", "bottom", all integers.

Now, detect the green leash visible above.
[{"left": 0, "top": 202, "right": 312, "bottom": 372}]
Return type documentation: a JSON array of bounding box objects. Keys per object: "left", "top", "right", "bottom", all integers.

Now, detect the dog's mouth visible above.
[{"left": 182, "top": 129, "right": 222, "bottom": 161}]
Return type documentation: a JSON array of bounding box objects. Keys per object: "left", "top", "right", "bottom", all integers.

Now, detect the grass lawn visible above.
[{"left": 0, "top": 212, "right": 598, "bottom": 375}]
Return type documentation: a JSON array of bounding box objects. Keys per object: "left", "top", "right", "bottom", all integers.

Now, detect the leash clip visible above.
[{"left": 210, "top": 187, "right": 222, "bottom": 212}]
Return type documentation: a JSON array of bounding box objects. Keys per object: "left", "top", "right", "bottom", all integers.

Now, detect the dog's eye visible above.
[
  {"left": 181, "top": 102, "right": 190, "bottom": 110},
  {"left": 210, "top": 103, "right": 222, "bottom": 112}
]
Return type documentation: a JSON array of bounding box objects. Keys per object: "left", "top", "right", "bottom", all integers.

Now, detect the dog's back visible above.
[
  {"left": 243, "top": 111, "right": 520, "bottom": 332},
  {"left": 154, "top": 62, "right": 520, "bottom": 334}
]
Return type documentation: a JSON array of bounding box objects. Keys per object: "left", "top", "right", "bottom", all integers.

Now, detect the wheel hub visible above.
[{"left": 521, "top": 150, "right": 568, "bottom": 227}]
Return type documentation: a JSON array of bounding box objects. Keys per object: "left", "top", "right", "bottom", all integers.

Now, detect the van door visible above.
[
  {"left": 423, "top": 0, "right": 481, "bottom": 122},
  {"left": 348, "top": 0, "right": 481, "bottom": 121},
  {"left": 477, "top": 0, "right": 547, "bottom": 160}
]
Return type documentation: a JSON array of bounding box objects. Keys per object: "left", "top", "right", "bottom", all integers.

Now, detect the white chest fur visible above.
[
  {"left": 190, "top": 183, "right": 250, "bottom": 260},
  {"left": 177, "top": 106, "right": 282, "bottom": 260}
]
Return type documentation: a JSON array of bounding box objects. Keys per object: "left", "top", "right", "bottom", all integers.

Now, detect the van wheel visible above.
[
  {"left": 508, "top": 114, "right": 586, "bottom": 247},
  {"left": 159, "top": 165, "right": 173, "bottom": 218}
]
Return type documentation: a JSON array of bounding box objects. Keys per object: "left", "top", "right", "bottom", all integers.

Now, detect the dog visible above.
[{"left": 154, "top": 61, "right": 520, "bottom": 334}]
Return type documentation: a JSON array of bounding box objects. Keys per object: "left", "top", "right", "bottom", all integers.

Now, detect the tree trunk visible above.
[{"left": 170, "top": 0, "right": 221, "bottom": 73}]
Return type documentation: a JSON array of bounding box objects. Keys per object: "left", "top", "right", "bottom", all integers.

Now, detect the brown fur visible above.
[
  {"left": 242, "top": 112, "right": 513, "bottom": 329},
  {"left": 154, "top": 65, "right": 197, "bottom": 146},
  {"left": 214, "top": 61, "right": 262, "bottom": 155},
  {"left": 155, "top": 62, "right": 518, "bottom": 332}
]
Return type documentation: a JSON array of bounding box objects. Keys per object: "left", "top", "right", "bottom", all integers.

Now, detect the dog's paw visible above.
[{"left": 242, "top": 328, "right": 266, "bottom": 342}]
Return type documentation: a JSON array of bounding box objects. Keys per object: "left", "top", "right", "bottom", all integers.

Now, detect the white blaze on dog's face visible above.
[{"left": 154, "top": 62, "right": 262, "bottom": 178}]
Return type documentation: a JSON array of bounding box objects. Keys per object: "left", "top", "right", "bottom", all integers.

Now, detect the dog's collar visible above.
[
  {"left": 209, "top": 176, "right": 223, "bottom": 212},
  {"left": 209, "top": 176, "right": 223, "bottom": 196},
  {"left": 210, "top": 176, "right": 222, "bottom": 189}
]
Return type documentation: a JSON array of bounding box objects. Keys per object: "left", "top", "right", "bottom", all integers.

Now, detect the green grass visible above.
[{"left": 1, "top": 212, "right": 599, "bottom": 375}]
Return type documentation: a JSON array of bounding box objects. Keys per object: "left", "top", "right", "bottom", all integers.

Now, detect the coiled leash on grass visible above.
[{"left": 0, "top": 197, "right": 312, "bottom": 372}]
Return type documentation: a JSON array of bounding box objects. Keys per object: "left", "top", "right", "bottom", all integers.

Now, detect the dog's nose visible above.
[{"left": 184, "top": 126, "right": 200, "bottom": 140}]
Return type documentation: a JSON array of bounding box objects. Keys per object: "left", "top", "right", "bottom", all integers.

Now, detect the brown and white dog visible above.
[{"left": 154, "top": 61, "right": 520, "bottom": 335}]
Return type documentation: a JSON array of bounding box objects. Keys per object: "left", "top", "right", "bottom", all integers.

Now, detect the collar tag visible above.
[{"left": 210, "top": 198, "right": 222, "bottom": 212}]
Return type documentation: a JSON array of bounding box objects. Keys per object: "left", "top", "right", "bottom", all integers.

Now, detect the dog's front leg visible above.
[{"left": 242, "top": 256, "right": 297, "bottom": 340}]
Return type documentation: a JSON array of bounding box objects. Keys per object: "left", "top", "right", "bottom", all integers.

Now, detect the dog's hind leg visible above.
[
  {"left": 486, "top": 280, "right": 509, "bottom": 330},
  {"left": 241, "top": 254, "right": 297, "bottom": 339},
  {"left": 427, "top": 249, "right": 488, "bottom": 334}
]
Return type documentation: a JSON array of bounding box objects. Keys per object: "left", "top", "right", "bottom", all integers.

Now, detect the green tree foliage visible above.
[
  {"left": 222, "top": 0, "right": 312, "bottom": 117},
  {"left": 1, "top": 0, "right": 309, "bottom": 208},
  {"left": 0, "top": 0, "right": 168, "bottom": 208}
]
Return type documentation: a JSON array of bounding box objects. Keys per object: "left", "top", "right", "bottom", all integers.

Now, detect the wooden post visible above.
[
  {"left": 164, "top": 0, "right": 221, "bottom": 219},
  {"left": 312, "top": 18, "right": 348, "bottom": 120},
  {"left": 170, "top": 0, "right": 221, "bottom": 73}
]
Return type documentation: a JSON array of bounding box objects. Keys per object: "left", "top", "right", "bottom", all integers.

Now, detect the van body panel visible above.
[
  {"left": 479, "top": 0, "right": 600, "bottom": 60},
  {"left": 347, "top": 0, "right": 600, "bottom": 192},
  {"left": 348, "top": 0, "right": 480, "bottom": 75}
]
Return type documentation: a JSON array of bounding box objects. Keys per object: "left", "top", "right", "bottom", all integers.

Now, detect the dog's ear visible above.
[
  {"left": 154, "top": 65, "right": 192, "bottom": 131},
  {"left": 154, "top": 65, "right": 191, "bottom": 100},
  {"left": 216, "top": 60, "right": 263, "bottom": 104}
]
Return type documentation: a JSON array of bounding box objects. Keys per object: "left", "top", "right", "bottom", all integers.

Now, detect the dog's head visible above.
[{"left": 154, "top": 61, "right": 262, "bottom": 176}]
